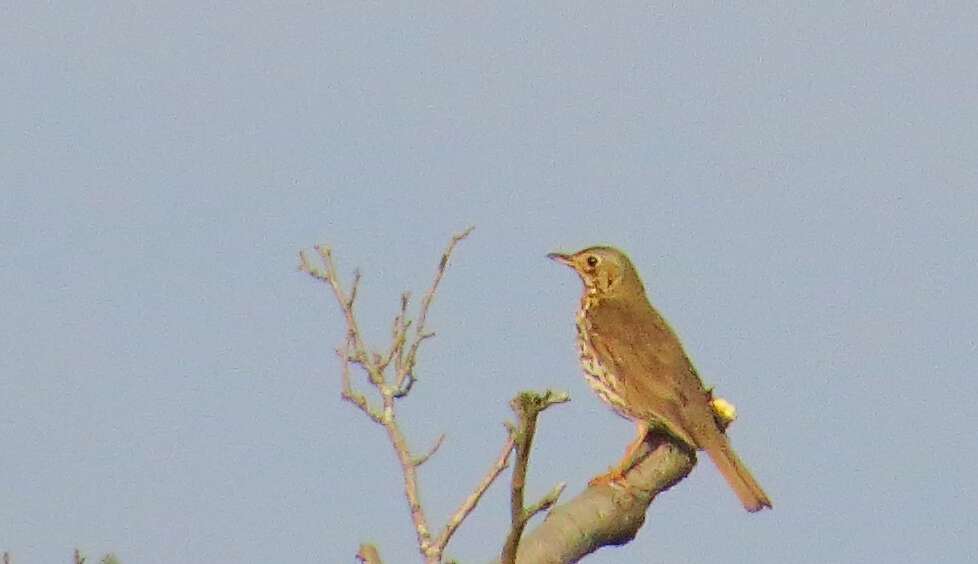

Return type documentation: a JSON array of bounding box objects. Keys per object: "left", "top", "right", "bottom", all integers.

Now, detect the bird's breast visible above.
[{"left": 575, "top": 298, "right": 633, "bottom": 420}]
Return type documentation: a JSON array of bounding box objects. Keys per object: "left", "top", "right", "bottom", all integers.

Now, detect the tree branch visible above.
[
  {"left": 511, "top": 431, "right": 695, "bottom": 563},
  {"left": 304, "top": 227, "right": 517, "bottom": 563},
  {"left": 500, "top": 390, "right": 570, "bottom": 564}
]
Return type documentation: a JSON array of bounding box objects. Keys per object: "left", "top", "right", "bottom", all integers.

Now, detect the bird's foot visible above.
[{"left": 587, "top": 468, "right": 628, "bottom": 487}]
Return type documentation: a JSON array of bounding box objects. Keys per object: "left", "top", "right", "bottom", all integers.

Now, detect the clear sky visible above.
[{"left": 3, "top": 4, "right": 977, "bottom": 563}]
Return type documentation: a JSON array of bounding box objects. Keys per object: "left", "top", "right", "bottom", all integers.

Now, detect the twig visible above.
[
  {"left": 395, "top": 226, "right": 475, "bottom": 396},
  {"left": 356, "top": 543, "right": 384, "bottom": 564},
  {"left": 416, "top": 227, "right": 474, "bottom": 336},
  {"left": 431, "top": 433, "right": 516, "bottom": 553},
  {"left": 380, "top": 292, "right": 411, "bottom": 371},
  {"left": 500, "top": 390, "right": 570, "bottom": 564},
  {"left": 412, "top": 433, "right": 446, "bottom": 467},
  {"left": 337, "top": 339, "right": 383, "bottom": 423},
  {"left": 524, "top": 481, "right": 566, "bottom": 518}
]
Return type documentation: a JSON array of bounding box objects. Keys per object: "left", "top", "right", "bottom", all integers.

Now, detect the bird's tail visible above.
[{"left": 703, "top": 437, "right": 772, "bottom": 512}]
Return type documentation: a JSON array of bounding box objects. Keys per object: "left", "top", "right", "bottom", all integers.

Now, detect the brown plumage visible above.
[{"left": 549, "top": 246, "right": 772, "bottom": 512}]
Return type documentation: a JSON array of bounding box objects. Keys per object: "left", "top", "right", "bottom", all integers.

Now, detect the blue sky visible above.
[{"left": 3, "top": 4, "right": 977, "bottom": 563}]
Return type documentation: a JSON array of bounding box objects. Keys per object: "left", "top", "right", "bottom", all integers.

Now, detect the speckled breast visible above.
[{"left": 574, "top": 295, "right": 634, "bottom": 420}]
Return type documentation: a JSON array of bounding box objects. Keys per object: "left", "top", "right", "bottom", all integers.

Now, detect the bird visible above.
[{"left": 548, "top": 246, "right": 772, "bottom": 512}]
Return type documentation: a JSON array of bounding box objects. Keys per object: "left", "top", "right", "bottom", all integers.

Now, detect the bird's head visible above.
[{"left": 547, "top": 246, "right": 645, "bottom": 298}]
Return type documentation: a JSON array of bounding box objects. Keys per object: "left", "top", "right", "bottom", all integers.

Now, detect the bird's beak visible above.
[{"left": 547, "top": 252, "right": 574, "bottom": 266}]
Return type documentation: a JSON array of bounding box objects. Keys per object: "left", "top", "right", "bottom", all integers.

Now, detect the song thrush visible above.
[{"left": 549, "top": 246, "right": 772, "bottom": 512}]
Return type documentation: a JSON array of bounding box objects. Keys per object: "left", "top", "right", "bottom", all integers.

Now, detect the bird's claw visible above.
[{"left": 588, "top": 469, "right": 627, "bottom": 487}]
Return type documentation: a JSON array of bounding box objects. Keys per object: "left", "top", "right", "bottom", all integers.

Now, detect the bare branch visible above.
[
  {"left": 525, "top": 481, "right": 567, "bottom": 519},
  {"left": 311, "top": 246, "right": 382, "bottom": 383},
  {"left": 337, "top": 341, "right": 384, "bottom": 423},
  {"left": 380, "top": 292, "right": 411, "bottom": 371},
  {"left": 416, "top": 226, "right": 475, "bottom": 336},
  {"left": 391, "top": 375, "right": 415, "bottom": 399},
  {"left": 396, "top": 226, "right": 475, "bottom": 393},
  {"left": 348, "top": 269, "right": 362, "bottom": 308},
  {"left": 432, "top": 432, "right": 516, "bottom": 553},
  {"left": 383, "top": 409, "right": 433, "bottom": 552},
  {"left": 302, "top": 228, "right": 478, "bottom": 563},
  {"left": 412, "top": 433, "right": 446, "bottom": 467},
  {"left": 500, "top": 390, "right": 570, "bottom": 564},
  {"left": 511, "top": 432, "right": 695, "bottom": 563},
  {"left": 297, "top": 249, "right": 326, "bottom": 280}
]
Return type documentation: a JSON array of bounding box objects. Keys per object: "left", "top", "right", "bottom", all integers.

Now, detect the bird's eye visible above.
[{"left": 586, "top": 255, "right": 599, "bottom": 267}]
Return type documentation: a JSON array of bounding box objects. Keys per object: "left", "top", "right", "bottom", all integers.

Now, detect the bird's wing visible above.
[{"left": 587, "top": 298, "right": 707, "bottom": 446}]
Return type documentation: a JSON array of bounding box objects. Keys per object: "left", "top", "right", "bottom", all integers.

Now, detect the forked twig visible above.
[
  {"left": 500, "top": 390, "right": 570, "bottom": 564},
  {"left": 395, "top": 226, "right": 475, "bottom": 397}
]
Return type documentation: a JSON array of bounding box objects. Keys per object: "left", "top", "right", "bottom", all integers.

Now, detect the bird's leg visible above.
[{"left": 588, "top": 421, "right": 650, "bottom": 486}]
